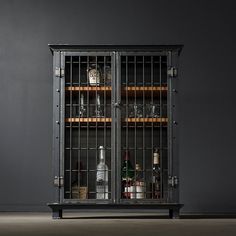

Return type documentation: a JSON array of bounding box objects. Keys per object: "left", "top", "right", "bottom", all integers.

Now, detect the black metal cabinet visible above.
[{"left": 48, "top": 45, "right": 183, "bottom": 219}]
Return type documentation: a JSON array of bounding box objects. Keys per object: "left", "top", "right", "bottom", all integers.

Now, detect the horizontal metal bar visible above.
[
  {"left": 119, "top": 52, "right": 168, "bottom": 56},
  {"left": 48, "top": 202, "right": 184, "bottom": 209},
  {"left": 64, "top": 51, "right": 113, "bottom": 56}
]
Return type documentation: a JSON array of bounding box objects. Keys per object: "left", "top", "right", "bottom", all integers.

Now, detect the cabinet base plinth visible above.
[{"left": 48, "top": 203, "right": 183, "bottom": 219}]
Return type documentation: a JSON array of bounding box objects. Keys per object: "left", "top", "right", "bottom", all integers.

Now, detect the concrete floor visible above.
[{"left": 0, "top": 212, "right": 236, "bottom": 236}]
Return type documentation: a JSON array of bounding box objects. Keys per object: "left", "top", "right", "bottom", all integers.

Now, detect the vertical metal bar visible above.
[
  {"left": 125, "top": 56, "right": 128, "bottom": 199},
  {"left": 159, "top": 56, "right": 163, "bottom": 201},
  {"left": 142, "top": 56, "right": 145, "bottom": 199},
  {"left": 134, "top": 56, "right": 137, "bottom": 199},
  {"left": 103, "top": 56, "right": 107, "bottom": 198},
  {"left": 78, "top": 55, "right": 81, "bottom": 197},
  {"left": 86, "top": 56, "right": 89, "bottom": 199},
  {"left": 151, "top": 56, "right": 154, "bottom": 199},
  {"left": 69, "top": 56, "right": 73, "bottom": 199},
  {"left": 60, "top": 52, "right": 65, "bottom": 202},
  {"left": 113, "top": 52, "right": 118, "bottom": 203},
  {"left": 167, "top": 51, "right": 173, "bottom": 203},
  {"left": 95, "top": 56, "right": 98, "bottom": 198}
]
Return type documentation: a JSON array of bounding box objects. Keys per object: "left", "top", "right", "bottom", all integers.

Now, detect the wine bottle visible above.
[
  {"left": 96, "top": 146, "right": 108, "bottom": 199},
  {"left": 121, "top": 150, "right": 134, "bottom": 199},
  {"left": 152, "top": 148, "right": 161, "bottom": 199}
]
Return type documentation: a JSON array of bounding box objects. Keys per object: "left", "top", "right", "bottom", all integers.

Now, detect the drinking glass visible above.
[
  {"left": 146, "top": 104, "right": 160, "bottom": 118},
  {"left": 129, "top": 104, "right": 143, "bottom": 118}
]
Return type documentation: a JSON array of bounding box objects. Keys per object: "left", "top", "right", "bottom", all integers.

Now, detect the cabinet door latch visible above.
[
  {"left": 168, "top": 67, "right": 178, "bottom": 77},
  {"left": 55, "top": 67, "right": 65, "bottom": 78},
  {"left": 168, "top": 176, "right": 178, "bottom": 187},
  {"left": 54, "top": 176, "right": 64, "bottom": 187}
]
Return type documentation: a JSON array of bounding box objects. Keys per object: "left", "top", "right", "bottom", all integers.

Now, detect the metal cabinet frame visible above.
[{"left": 48, "top": 45, "right": 183, "bottom": 219}]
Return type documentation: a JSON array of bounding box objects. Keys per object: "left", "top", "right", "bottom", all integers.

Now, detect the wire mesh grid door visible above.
[
  {"left": 120, "top": 54, "right": 168, "bottom": 203},
  {"left": 63, "top": 54, "right": 113, "bottom": 202}
]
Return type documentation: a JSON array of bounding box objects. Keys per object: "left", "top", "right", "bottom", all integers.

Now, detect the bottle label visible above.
[
  {"left": 96, "top": 170, "right": 106, "bottom": 182},
  {"left": 153, "top": 153, "right": 159, "bottom": 164},
  {"left": 89, "top": 68, "right": 100, "bottom": 85}
]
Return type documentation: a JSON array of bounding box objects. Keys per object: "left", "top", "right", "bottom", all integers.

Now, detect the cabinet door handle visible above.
[{"left": 113, "top": 102, "right": 121, "bottom": 108}]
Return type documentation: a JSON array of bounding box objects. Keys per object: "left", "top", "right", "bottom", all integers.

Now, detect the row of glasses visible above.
[
  {"left": 68, "top": 104, "right": 162, "bottom": 118},
  {"left": 128, "top": 104, "right": 161, "bottom": 118},
  {"left": 72, "top": 105, "right": 104, "bottom": 118},
  {"left": 71, "top": 93, "right": 104, "bottom": 118}
]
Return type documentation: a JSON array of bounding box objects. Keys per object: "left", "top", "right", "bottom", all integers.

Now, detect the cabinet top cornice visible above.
[{"left": 48, "top": 44, "right": 183, "bottom": 54}]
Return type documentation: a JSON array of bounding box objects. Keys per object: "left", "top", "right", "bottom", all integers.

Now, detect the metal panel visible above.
[
  {"left": 167, "top": 50, "right": 180, "bottom": 203},
  {"left": 61, "top": 52, "right": 115, "bottom": 204},
  {"left": 167, "top": 51, "right": 173, "bottom": 203},
  {"left": 52, "top": 51, "right": 61, "bottom": 203},
  {"left": 60, "top": 52, "right": 65, "bottom": 203},
  {"left": 169, "top": 50, "right": 180, "bottom": 203},
  {"left": 117, "top": 52, "right": 169, "bottom": 204}
]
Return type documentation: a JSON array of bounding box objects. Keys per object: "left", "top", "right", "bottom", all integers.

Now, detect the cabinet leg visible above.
[
  {"left": 169, "top": 208, "right": 180, "bottom": 219},
  {"left": 52, "top": 209, "right": 62, "bottom": 219}
]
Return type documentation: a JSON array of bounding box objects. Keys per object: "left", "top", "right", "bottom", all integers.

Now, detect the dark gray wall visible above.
[{"left": 0, "top": 0, "right": 235, "bottom": 213}]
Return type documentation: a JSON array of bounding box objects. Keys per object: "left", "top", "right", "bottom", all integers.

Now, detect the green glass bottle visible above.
[{"left": 121, "top": 150, "right": 134, "bottom": 198}]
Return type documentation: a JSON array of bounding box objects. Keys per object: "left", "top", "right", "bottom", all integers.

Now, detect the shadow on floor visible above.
[{"left": 61, "top": 214, "right": 236, "bottom": 220}]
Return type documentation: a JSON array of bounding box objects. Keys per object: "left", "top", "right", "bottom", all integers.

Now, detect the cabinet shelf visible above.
[
  {"left": 65, "top": 86, "right": 112, "bottom": 91},
  {"left": 124, "top": 118, "right": 168, "bottom": 123},
  {"left": 65, "top": 86, "right": 167, "bottom": 93},
  {"left": 123, "top": 86, "right": 167, "bottom": 92},
  {"left": 65, "top": 118, "right": 112, "bottom": 123},
  {"left": 65, "top": 117, "right": 168, "bottom": 123}
]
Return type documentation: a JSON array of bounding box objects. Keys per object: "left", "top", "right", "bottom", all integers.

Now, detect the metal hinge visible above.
[
  {"left": 54, "top": 176, "right": 64, "bottom": 187},
  {"left": 168, "top": 176, "right": 178, "bottom": 187},
  {"left": 168, "top": 67, "right": 178, "bottom": 77},
  {"left": 55, "top": 67, "right": 65, "bottom": 78}
]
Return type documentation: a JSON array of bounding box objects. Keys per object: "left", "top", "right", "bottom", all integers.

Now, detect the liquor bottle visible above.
[
  {"left": 88, "top": 63, "right": 101, "bottom": 86},
  {"left": 96, "top": 146, "right": 108, "bottom": 199},
  {"left": 152, "top": 148, "right": 161, "bottom": 199},
  {"left": 121, "top": 150, "right": 134, "bottom": 198},
  {"left": 133, "top": 163, "right": 145, "bottom": 199},
  {"left": 71, "top": 161, "right": 88, "bottom": 199}
]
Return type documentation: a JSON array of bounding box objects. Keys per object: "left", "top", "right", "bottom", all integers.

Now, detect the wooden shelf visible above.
[
  {"left": 124, "top": 118, "right": 168, "bottom": 123},
  {"left": 65, "top": 86, "right": 167, "bottom": 93},
  {"left": 123, "top": 86, "right": 167, "bottom": 92},
  {"left": 65, "top": 117, "right": 168, "bottom": 123},
  {"left": 65, "top": 86, "right": 111, "bottom": 91},
  {"left": 65, "top": 118, "right": 112, "bottom": 123}
]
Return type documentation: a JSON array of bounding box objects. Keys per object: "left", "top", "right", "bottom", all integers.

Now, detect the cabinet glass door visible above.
[
  {"left": 62, "top": 53, "right": 114, "bottom": 202},
  {"left": 119, "top": 54, "right": 169, "bottom": 203}
]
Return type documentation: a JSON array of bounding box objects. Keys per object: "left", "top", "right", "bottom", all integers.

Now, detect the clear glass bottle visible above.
[
  {"left": 96, "top": 146, "right": 108, "bottom": 199},
  {"left": 152, "top": 148, "right": 161, "bottom": 199}
]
